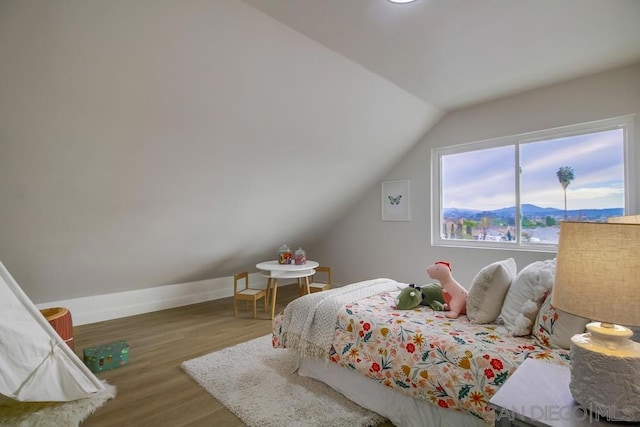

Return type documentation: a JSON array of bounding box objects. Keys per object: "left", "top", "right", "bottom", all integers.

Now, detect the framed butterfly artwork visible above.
[{"left": 381, "top": 179, "right": 410, "bottom": 221}]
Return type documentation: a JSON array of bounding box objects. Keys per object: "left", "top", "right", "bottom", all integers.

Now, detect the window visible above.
[{"left": 431, "top": 115, "right": 636, "bottom": 251}]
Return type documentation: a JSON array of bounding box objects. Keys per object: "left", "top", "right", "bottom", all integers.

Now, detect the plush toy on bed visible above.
[
  {"left": 396, "top": 286, "right": 423, "bottom": 310},
  {"left": 427, "top": 261, "right": 468, "bottom": 319},
  {"left": 397, "top": 283, "right": 446, "bottom": 310},
  {"left": 410, "top": 283, "right": 446, "bottom": 311}
]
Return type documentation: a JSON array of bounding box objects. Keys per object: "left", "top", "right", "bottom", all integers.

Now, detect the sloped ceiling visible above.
[
  {"left": 0, "top": 0, "right": 438, "bottom": 302},
  {"left": 244, "top": 0, "right": 640, "bottom": 109},
  {"left": 1, "top": 0, "right": 639, "bottom": 303}
]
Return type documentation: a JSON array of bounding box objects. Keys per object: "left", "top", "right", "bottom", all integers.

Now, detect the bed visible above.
[{"left": 272, "top": 262, "right": 577, "bottom": 427}]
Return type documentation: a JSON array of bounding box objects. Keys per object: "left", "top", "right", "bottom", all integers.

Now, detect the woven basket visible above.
[{"left": 40, "top": 307, "right": 75, "bottom": 351}]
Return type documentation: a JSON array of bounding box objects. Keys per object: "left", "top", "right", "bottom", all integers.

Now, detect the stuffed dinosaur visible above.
[
  {"left": 427, "top": 261, "right": 468, "bottom": 319},
  {"left": 396, "top": 286, "right": 423, "bottom": 310},
  {"left": 397, "top": 283, "right": 446, "bottom": 310},
  {"left": 409, "top": 283, "right": 446, "bottom": 311}
]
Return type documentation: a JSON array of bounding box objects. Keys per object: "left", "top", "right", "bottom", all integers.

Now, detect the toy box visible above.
[{"left": 83, "top": 340, "right": 129, "bottom": 372}]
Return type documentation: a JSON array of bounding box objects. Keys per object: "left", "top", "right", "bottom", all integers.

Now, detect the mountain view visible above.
[
  {"left": 444, "top": 204, "right": 624, "bottom": 223},
  {"left": 442, "top": 204, "right": 624, "bottom": 244}
]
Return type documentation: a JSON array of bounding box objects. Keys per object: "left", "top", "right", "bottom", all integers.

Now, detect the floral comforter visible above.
[{"left": 273, "top": 290, "right": 570, "bottom": 424}]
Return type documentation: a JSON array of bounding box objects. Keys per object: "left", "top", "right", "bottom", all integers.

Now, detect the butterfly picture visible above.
[
  {"left": 388, "top": 195, "right": 402, "bottom": 205},
  {"left": 382, "top": 180, "right": 410, "bottom": 221}
]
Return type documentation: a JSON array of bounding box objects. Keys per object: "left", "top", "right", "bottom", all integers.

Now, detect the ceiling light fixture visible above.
[{"left": 387, "top": 0, "right": 417, "bottom": 4}]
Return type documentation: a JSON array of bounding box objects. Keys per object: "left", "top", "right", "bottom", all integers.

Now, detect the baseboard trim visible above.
[{"left": 35, "top": 273, "right": 273, "bottom": 326}]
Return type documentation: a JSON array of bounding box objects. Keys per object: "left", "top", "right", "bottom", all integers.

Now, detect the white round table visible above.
[{"left": 256, "top": 260, "right": 319, "bottom": 319}]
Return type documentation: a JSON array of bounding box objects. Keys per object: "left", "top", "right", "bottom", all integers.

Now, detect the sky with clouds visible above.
[{"left": 442, "top": 128, "right": 625, "bottom": 211}]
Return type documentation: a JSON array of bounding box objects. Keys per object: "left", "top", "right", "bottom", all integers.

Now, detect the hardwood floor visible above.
[
  {"left": 75, "top": 284, "right": 393, "bottom": 426},
  {"left": 75, "top": 284, "right": 294, "bottom": 427}
]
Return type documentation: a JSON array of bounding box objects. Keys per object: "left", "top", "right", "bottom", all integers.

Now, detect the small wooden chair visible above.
[
  {"left": 233, "top": 272, "right": 267, "bottom": 319},
  {"left": 308, "top": 266, "right": 332, "bottom": 293},
  {"left": 294, "top": 269, "right": 316, "bottom": 297}
]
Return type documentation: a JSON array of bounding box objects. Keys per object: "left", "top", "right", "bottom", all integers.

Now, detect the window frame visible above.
[{"left": 430, "top": 115, "right": 637, "bottom": 252}]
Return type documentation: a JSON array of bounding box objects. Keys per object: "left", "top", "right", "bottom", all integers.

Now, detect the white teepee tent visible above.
[{"left": 0, "top": 260, "right": 105, "bottom": 402}]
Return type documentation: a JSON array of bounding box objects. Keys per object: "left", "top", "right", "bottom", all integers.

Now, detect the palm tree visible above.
[{"left": 556, "top": 166, "right": 575, "bottom": 219}]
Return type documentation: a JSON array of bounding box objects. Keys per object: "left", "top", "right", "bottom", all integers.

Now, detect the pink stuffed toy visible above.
[{"left": 427, "top": 261, "right": 468, "bottom": 319}]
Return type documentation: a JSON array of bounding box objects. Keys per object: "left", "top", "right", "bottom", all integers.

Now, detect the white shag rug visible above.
[
  {"left": 181, "top": 334, "right": 386, "bottom": 427},
  {"left": 0, "top": 382, "right": 116, "bottom": 427}
]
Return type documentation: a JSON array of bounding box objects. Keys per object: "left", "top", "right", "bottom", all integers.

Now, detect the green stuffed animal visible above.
[
  {"left": 410, "top": 283, "right": 446, "bottom": 311},
  {"left": 396, "top": 283, "right": 446, "bottom": 311},
  {"left": 396, "top": 286, "right": 423, "bottom": 310}
]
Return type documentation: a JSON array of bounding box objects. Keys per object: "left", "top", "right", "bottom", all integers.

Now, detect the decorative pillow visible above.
[
  {"left": 499, "top": 259, "right": 556, "bottom": 336},
  {"left": 466, "top": 258, "right": 517, "bottom": 324},
  {"left": 533, "top": 291, "right": 590, "bottom": 349}
]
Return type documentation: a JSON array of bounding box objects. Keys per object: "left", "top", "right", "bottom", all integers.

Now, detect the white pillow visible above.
[
  {"left": 500, "top": 259, "right": 556, "bottom": 336},
  {"left": 466, "top": 258, "right": 517, "bottom": 324},
  {"left": 532, "top": 291, "right": 589, "bottom": 349}
]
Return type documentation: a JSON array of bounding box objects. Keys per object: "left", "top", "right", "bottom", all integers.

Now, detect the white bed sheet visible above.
[{"left": 298, "top": 356, "right": 487, "bottom": 427}]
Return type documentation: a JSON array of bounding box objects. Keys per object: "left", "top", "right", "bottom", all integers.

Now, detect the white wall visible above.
[
  {"left": 310, "top": 62, "right": 640, "bottom": 288},
  {"left": 0, "top": 0, "right": 440, "bottom": 303}
]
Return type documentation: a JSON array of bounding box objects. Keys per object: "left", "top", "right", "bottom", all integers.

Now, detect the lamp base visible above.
[{"left": 570, "top": 324, "right": 640, "bottom": 422}]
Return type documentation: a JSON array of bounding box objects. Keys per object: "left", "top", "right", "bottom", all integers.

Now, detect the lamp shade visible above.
[{"left": 552, "top": 221, "right": 640, "bottom": 327}]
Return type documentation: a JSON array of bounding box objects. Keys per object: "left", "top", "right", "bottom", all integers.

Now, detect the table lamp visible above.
[{"left": 552, "top": 220, "right": 640, "bottom": 422}]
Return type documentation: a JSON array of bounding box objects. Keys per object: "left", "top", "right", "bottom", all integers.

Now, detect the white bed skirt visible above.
[{"left": 298, "top": 356, "right": 487, "bottom": 427}]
